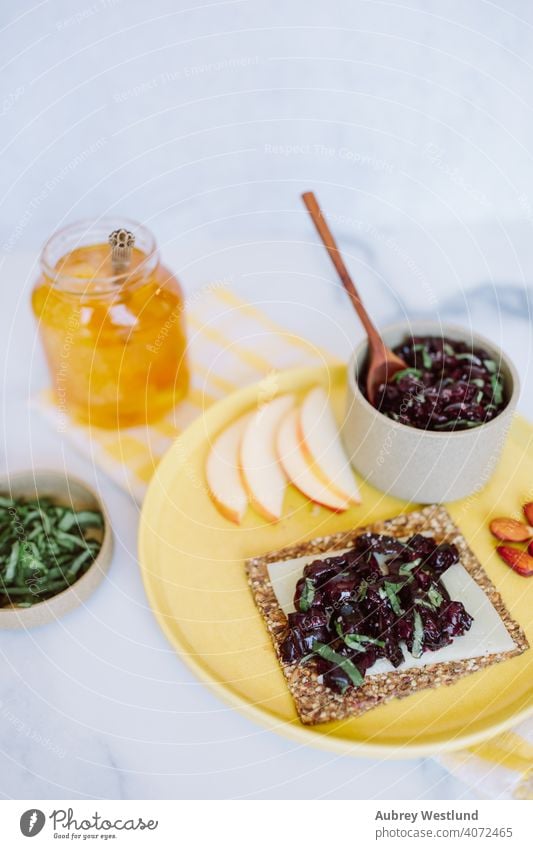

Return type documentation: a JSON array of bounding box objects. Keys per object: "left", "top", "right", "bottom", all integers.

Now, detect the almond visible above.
[
  {"left": 489, "top": 517, "right": 533, "bottom": 542},
  {"left": 496, "top": 545, "right": 533, "bottom": 577},
  {"left": 523, "top": 502, "right": 533, "bottom": 526}
]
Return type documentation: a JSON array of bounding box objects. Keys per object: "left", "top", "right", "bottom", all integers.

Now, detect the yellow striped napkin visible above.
[{"left": 33, "top": 285, "right": 532, "bottom": 799}]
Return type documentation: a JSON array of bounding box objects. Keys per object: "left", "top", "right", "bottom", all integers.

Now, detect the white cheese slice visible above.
[{"left": 267, "top": 548, "right": 516, "bottom": 674}]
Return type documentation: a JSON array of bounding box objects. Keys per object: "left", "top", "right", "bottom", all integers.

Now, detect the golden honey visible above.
[{"left": 32, "top": 220, "right": 189, "bottom": 428}]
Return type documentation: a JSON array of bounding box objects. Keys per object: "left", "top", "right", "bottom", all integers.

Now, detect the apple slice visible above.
[
  {"left": 206, "top": 413, "right": 251, "bottom": 524},
  {"left": 298, "top": 386, "right": 361, "bottom": 504},
  {"left": 240, "top": 395, "right": 294, "bottom": 522},
  {"left": 277, "top": 408, "right": 349, "bottom": 511}
]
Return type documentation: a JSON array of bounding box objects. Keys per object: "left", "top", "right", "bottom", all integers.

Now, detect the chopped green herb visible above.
[
  {"left": 392, "top": 368, "right": 423, "bottom": 382},
  {"left": 399, "top": 557, "right": 421, "bottom": 576},
  {"left": 434, "top": 419, "right": 482, "bottom": 430},
  {"left": 411, "top": 610, "right": 424, "bottom": 658},
  {"left": 342, "top": 633, "right": 385, "bottom": 652},
  {"left": 299, "top": 578, "right": 315, "bottom": 612},
  {"left": 58, "top": 510, "right": 103, "bottom": 532},
  {"left": 313, "top": 642, "right": 364, "bottom": 688},
  {"left": 415, "top": 597, "right": 434, "bottom": 611},
  {"left": 357, "top": 578, "right": 368, "bottom": 601},
  {"left": 380, "top": 581, "right": 404, "bottom": 616},
  {"left": 0, "top": 495, "right": 103, "bottom": 608},
  {"left": 5, "top": 541, "right": 20, "bottom": 583},
  {"left": 67, "top": 547, "right": 94, "bottom": 576},
  {"left": 413, "top": 345, "right": 432, "bottom": 369},
  {"left": 427, "top": 585, "right": 444, "bottom": 608},
  {"left": 483, "top": 359, "right": 497, "bottom": 373},
  {"left": 490, "top": 374, "right": 503, "bottom": 405},
  {"left": 456, "top": 353, "right": 482, "bottom": 365},
  {"left": 443, "top": 343, "right": 455, "bottom": 356},
  {"left": 471, "top": 378, "right": 485, "bottom": 388}
]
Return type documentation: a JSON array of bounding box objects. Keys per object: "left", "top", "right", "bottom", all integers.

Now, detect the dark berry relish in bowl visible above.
[
  {"left": 343, "top": 322, "right": 520, "bottom": 503},
  {"left": 280, "top": 532, "right": 473, "bottom": 695},
  {"left": 368, "top": 335, "right": 507, "bottom": 432}
]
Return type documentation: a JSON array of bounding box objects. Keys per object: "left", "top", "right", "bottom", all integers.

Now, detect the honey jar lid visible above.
[{"left": 108, "top": 227, "right": 135, "bottom": 275}]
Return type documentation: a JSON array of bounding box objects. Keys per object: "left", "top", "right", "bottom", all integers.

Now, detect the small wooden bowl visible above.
[{"left": 0, "top": 470, "right": 113, "bottom": 629}]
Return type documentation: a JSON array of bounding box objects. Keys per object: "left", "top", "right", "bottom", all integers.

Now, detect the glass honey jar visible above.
[{"left": 32, "top": 219, "right": 189, "bottom": 428}]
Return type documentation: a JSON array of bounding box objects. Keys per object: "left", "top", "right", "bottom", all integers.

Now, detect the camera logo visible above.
[{"left": 20, "top": 809, "right": 46, "bottom": 837}]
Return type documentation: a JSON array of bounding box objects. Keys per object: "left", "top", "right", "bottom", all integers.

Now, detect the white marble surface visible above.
[
  {"left": 2, "top": 0, "right": 533, "bottom": 250},
  {"left": 0, "top": 0, "right": 532, "bottom": 800}
]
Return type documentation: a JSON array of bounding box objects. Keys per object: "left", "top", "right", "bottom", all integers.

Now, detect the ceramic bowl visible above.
[
  {"left": 342, "top": 321, "right": 520, "bottom": 503},
  {"left": 0, "top": 470, "right": 112, "bottom": 629}
]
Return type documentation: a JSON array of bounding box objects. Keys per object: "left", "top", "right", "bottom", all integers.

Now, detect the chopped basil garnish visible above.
[
  {"left": 490, "top": 373, "right": 503, "bottom": 405},
  {"left": 57, "top": 510, "right": 103, "bottom": 532},
  {"left": 335, "top": 620, "right": 386, "bottom": 652},
  {"left": 399, "top": 557, "right": 421, "bottom": 576},
  {"left": 380, "top": 581, "right": 404, "bottom": 616},
  {"left": 415, "top": 597, "right": 435, "bottom": 611},
  {"left": 411, "top": 610, "right": 424, "bottom": 658},
  {"left": 427, "top": 585, "right": 444, "bottom": 608},
  {"left": 357, "top": 578, "right": 368, "bottom": 601},
  {"left": 434, "top": 419, "right": 482, "bottom": 430},
  {"left": 342, "top": 633, "right": 386, "bottom": 652},
  {"left": 313, "top": 642, "right": 364, "bottom": 688},
  {"left": 456, "top": 353, "right": 482, "bottom": 365},
  {"left": 415, "top": 584, "right": 443, "bottom": 611},
  {"left": 299, "top": 578, "right": 315, "bottom": 612},
  {"left": 413, "top": 345, "right": 432, "bottom": 369},
  {"left": 0, "top": 496, "right": 103, "bottom": 608},
  {"left": 5, "top": 541, "right": 20, "bottom": 583},
  {"left": 392, "top": 367, "right": 423, "bottom": 382}
]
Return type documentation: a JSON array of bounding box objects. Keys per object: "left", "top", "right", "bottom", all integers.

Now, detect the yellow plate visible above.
[{"left": 139, "top": 366, "right": 533, "bottom": 756}]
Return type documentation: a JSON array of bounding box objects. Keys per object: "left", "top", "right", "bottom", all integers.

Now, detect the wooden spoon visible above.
[{"left": 302, "top": 191, "right": 407, "bottom": 404}]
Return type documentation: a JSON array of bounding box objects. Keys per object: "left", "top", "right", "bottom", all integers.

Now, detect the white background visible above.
[
  {"left": 3, "top": 0, "right": 533, "bottom": 250},
  {"left": 0, "top": 0, "right": 532, "bottom": 800}
]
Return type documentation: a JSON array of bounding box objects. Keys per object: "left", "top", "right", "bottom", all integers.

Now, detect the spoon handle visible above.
[{"left": 301, "top": 192, "right": 383, "bottom": 351}]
